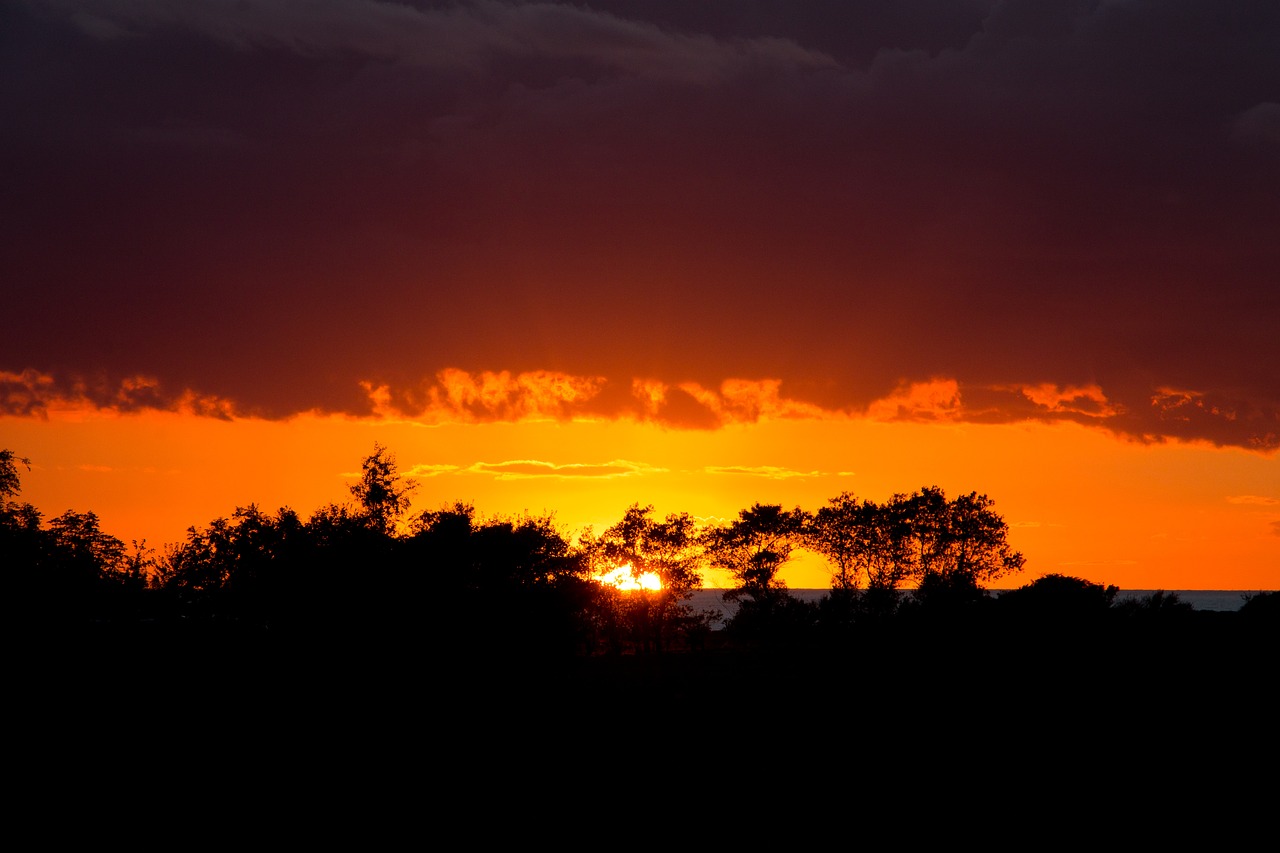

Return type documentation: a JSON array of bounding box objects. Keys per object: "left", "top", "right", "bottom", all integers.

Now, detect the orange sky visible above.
[
  {"left": 6, "top": 401, "right": 1276, "bottom": 591},
  {"left": 5, "top": 3, "right": 1278, "bottom": 594}
]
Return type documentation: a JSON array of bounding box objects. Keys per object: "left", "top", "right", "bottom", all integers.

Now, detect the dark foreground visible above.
[{"left": 17, "top": 607, "right": 1276, "bottom": 726}]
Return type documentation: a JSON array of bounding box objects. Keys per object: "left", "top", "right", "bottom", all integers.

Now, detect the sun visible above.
[{"left": 595, "top": 564, "right": 662, "bottom": 591}]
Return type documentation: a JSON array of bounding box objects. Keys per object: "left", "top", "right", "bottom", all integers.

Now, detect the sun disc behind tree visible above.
[{"left": 595, "top": 563, "right": 663, "bottom": 591}]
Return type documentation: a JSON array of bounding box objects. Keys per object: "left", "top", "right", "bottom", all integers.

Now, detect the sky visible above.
[{"left": 3, "top": 0, "right": 1278, "bottom": 590}]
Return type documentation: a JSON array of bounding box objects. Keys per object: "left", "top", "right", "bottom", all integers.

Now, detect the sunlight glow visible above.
[
  {"left": 595, "top": 564, "right": 663, "bottom": 591},
  {"left": 6, "top": 408, "right": 1277, "bottom": 591}
]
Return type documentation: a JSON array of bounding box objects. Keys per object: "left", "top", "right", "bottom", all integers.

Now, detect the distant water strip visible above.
[{"left": 687, "top": 589, "right": 1272, "bottom": 630}]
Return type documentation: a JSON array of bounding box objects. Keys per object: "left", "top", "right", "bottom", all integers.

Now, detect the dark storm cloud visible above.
[{"left": 3, "top": 0, "right": 1278, "bottom": 448}]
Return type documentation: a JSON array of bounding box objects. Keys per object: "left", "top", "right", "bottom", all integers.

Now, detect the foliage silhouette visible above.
[
  {"left": 806, "top": 488, "right": 1023, "bottom": 592},
  {"left": 995, "top": 573, "right": 1119, "bottom": 622},
  {"left": 899, "top": 487, "right": 1026, "bottom": 587},
  {"left": 161, "top": 504, "right": 313, "bottom": 630},
  {"left": 898, "top": 567, "right": 991, "bottom": 624},
  {"left": 2, "top": 451, "right": 147, "bottom": 628},
  {"left": 803, "top": 487, "right": 1024, "bottom": 634},
  {"left": 350, "top": 442, "right": 417, "bottom": 534},
  {"left": 1239, "top": 590, "right": 1278, "bottom": 620},
  {"left": 808, "top": 492, "right": 906, "bottom": 592},
  {"left": 707, "top": 503, "right": 808, "bottom": 601},
  {"left": 407, "top": 502, "right": 598, "bottom": 657},
  {"left": 1237, "top": 591, "right": 1279, "bottom": 646},
  {"left": 1111, "top": 590, "right": 1194, "bottom": 623},
  {"left": 1, "top": 448, "right": 31, "bottom": 500},
  {"left": 4, "top": 443, "right": 1277, "bottom": 715},
  {"left": 705, "top": 503, "right": 816, "bottom": 645},
  {"left": 582, "top": 503, "right": 710, "bottom": 653}
]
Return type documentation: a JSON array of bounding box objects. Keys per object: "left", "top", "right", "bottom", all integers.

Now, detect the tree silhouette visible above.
[
  {"left": 408, "top": 501, "right": 478, "bottom": 589},
  {"left": 807, "top": 491, "right": 914, "bottom": 594},
  {"left": 406, "top": 504, "right": 599, "bottom": 656},
  {"left": 930, "top": 489, "right": 1026, "bottom": 585},
  {"left": 350, "top": 443, "right": 416, "bottom": 534},
  {"left": 2, "top": 450, "right": 49, "bottom": 625},
  {"left": 705, "top": 504, "right": 818, "bottom": 645},
  {"left": 893, "top": 487, "right": 1023, "bottom": 613},
  {"left": 2, "top": 452, "right": 148, "bottom": 626},
  {"left": 806, "top": 492, "right": 862, "bottom": 591},
  {"left": 808, "top": 487, "right": 1023, "bottom": 593},
  {"left": 585, "top": 503, "right": 708, "bottom": 652},
  {"left": 15, "top": 435, "right": 1276, "bottom": 712},
  {"left": 48, "top": 510, "right": 128, "bottom": 574},
  {"left": 707, "top": 503, "right": 808, "bottom": 600},
  {"left": 1112, "top": 590, "right": 1194, "bottom": 620},
  {"left": 805, "top": 487, "right": 1025, "bottom": 625},
  {"left": 1, "top": 448, "right": 31, "bottom": 501},
  {"left": 996, "top": 573, "right": 1119, "bottom": 621}
]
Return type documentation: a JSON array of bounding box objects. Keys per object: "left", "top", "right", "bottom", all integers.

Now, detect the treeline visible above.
[{"left": 3, "top": 446, "right": 1276, "bottom": 660}]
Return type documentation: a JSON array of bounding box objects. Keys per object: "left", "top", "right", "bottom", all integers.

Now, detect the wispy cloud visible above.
[
  {"left": 465, "top": 459, "right": 666, "bottom": 481},
  {"left": 403, "top": 463, "right": 462, "bottom": 478},
  {"left": 1226, "top": 495, "right": 1279, "bottom": 506},
  {"left": 704, "top": 465, "right": 825, "bottom": 480}
]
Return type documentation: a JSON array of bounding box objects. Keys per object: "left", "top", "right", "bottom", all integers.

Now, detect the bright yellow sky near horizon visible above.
[{"left": 4, "top": 408, "right": 1278, "bottom": 591}]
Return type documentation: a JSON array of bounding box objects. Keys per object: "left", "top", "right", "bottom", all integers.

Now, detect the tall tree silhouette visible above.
[{"left": 350, "top": 443, "right": 416, "bottom": 534}]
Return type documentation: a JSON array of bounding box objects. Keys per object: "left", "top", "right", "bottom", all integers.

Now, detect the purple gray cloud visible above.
[{"left": 4, "top": 0, "right": 1277, "bottom": 449}]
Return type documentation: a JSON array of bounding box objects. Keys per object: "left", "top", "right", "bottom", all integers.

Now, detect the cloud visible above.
[
  {"left": 9, "top": 364, "right": 1278, "bottom": 454},
  {"left": 630, "top": 382, "right": 722, "bottom": 430},
  {"left": 366, "top": 369, "right": 607, "bottom": 424},
  {"left": 347, "top": 457, "right": 663, "bottom": 482},
  {"left": 4, "top": 0, "right": 1279, "bottom": 451},
  {"left": 403, "top": 463, "right": 462, "bottom": 479},
  {"left": 1128, "top": 389, "right": 1280, "bottom": 451},
  {"left": 865, "top": 379, "right": 962, "bottom": 423},
  {"left": 464, "top": 459, "right": 666, "bottom": 480},
  {"left": 704, "top": 465, "right": 825, "bottom": 480},
  {"left": 1, "top": 370, "right": 238, "bottom": 420},
  {"left": 1018, "top": 383, "right": 1118, "bottom": 419},
  {"left": 363, "top": 371, "right": 838, "bottom": 429},
  {"left": 635, "top": 379, "right": 832, "bottom": 429},
  {"left": 1227, "top": 495, "right": 1280, "bottom": 506}
]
